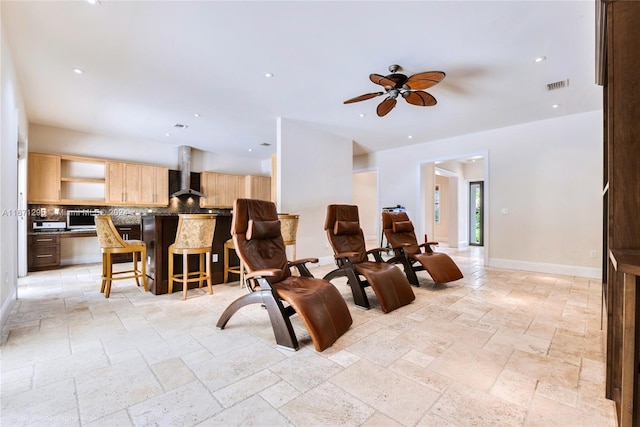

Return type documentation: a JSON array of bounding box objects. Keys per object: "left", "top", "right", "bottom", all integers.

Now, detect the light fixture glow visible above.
[
  {"left": 165, "top": 133, "right": 171, "bottom": 137},
  {"left": 86, "top": 0, "right": 101, "bottom": 5},
  {"left": 552, "top": 104, "right": 560, "bottom": 109},
  {"left": 408, "top": 135, "right": 413, "bottom": 139},
  {"left": 359, "top": 113, "right": 366, "bottom": 118},
  {"left": 72, "top": 68, "right": 84, "bottom": 74},
  {"left": 534, "top": 56, "right": 546, "bottom": 63},
  {"left": 248, "top": 148, "right": 253, "bottom": 152},
  {"left": 194, "top": 113, "right": 201, "bottom": 118},
  {"left": 265, "top": 73, "right": 274, "bottom": 78}
]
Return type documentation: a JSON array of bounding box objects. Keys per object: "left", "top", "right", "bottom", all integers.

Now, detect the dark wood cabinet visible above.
[
  {"left": 142, "top": 215, "right": 232, "bottom": 295},
  {"left": 112, "top": 224, "right": 141, "bottom": 263},
  {"left": 28, "top": 234, "right": 61, "bottom": 271},
  {"left": 599, "top": 2, "right": 640, "bottom": 426}
]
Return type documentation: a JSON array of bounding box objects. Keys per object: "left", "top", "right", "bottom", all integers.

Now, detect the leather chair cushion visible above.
[
  {"left": 410, "top": 252, "right": 464, "bottom": 283},
  {"left": 334, "top": 220, "right": 360, "bottom": 236},
  {"left": 354, "top": 262, "right": 415, "bottom": 313},
  {"left": 392, "top": 220, "right": 414, "bottom": 233},
  {"left": 274, "top": 276, "right": 352, "bottom": 352},
  {"left": 247, "top": 219, "right": 281, "bottom": 240}
]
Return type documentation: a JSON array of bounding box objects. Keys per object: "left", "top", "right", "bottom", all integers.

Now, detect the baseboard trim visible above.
[
  {"left": 489, "top": 258, "right": 602, "bottom": 279},
  {"left": 61, "top": 255, "right": 101, "bottom": 266},
  {"left": 0, "top": 286, "right": 17, "bottom": 337}
]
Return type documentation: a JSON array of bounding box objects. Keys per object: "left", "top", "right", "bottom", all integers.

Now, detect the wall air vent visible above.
[{"left": 547, "top": 79, "right": 569, "bottom": 91}]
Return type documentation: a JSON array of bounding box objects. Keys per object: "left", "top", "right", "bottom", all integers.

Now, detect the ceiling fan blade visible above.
[
  {"left": 405, "top": 71, "right": 446, "bottom": 90},
  {"left": 343, "top": 92, "right": 384, "bottom": 104},
  {"left": 376, "top": 97, "right": 397, "bottom": 117},
  {"left": 369, "top": 73, "right": 397, "bottom": 88},
  {"left": 403, "top": 91, "right": 437, "bottom": 106}
]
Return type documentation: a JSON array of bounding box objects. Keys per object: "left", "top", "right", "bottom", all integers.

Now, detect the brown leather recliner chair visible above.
[
  {"left": 382, "top": 211, "right": 463, "bottom": 286},
  {"left": 323, "top": 204, "right": 415, "bottom": 313},
  {"left": 216, "top": 199, "right": 352, "bottom": 352}
]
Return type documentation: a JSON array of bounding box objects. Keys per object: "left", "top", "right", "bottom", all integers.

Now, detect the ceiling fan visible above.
[{"left": 344, "top": 65, "right": 446, "bottom": 117}]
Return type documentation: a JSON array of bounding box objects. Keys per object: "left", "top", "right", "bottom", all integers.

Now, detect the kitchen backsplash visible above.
[{"left": 28, "top": 200, "right": 230, "bottom": 226}]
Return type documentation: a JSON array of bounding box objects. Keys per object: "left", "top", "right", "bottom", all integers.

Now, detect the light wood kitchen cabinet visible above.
[
  {"left": 106, "top": 161, "right": 141, "bottom": 204},
  {"left": 28, "top": 153, "right": 61, "bottom": 203},
  {"left": 245, "top": 175, "right": 271, "bottom": 202},
  {"left": 200, "top": 172, "right": 245, "bottom": 208},
  {"left": 140, "top": 165, "right": 168, "bottom": 206}
]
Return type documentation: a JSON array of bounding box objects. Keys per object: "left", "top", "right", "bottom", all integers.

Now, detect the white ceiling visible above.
[{"left": 2, "top": 0, "right": 601, "bottom": 159}]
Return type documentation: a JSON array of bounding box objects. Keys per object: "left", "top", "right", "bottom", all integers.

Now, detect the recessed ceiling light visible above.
[
  {"left": 552, "top": 104, "right": 560, "bottom": 109},
  {"left": 534, "top": 56, "right": 546, "bottom": 63},
  {"left": 408, "top": 135, "right": 413, "bottom": 139},
  {"left": 86, "top": 0, "right": 101, "bottom": 5},
  {"left": 248, "top": 148, "right": 253, "bottom": 152},
  {"left": 165, "top": 133, "right": 171, "bottom": 137},
  {"left": 194, "top": 113, "right": 201, "bottom": 118},
  {"left": 72, "top": 68, "right": 84, "bottom": 74},
  {"left": 359, "top": 113, "right": 366, "bottom": 118},
  {"left": 264, "top": 73, "right": 274, "bottom": 78}
]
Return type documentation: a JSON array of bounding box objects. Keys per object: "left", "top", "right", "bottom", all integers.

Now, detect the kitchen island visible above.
[{"left": 141, "top": 214, "right": 234, "bottom": 295}]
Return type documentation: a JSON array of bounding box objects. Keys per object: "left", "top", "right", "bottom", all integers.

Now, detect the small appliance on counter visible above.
[
  {"left": 33, "top": 220, "right": 67, "bottom": 231},
  {"left": 66, "top": 209, "right": 100, "bottom": 230}
]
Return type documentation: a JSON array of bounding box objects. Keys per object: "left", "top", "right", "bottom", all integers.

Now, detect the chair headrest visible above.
[
  {"left": 334, "top": 220, "right": 360, "bottom": 236},
  {"left": 381, "top": 211, "right": 410, "bottom": 230},
  {"left": 232, "top": 199, "right": 278, "bottom": 235},
  {"left": 392, "top": 220, "right": 414, "bottom": 233},
  {"left": 247, "top": 219, "right": 281, "bottom": 240},
  {"left": 324, "top": 204, "right": 360, "bottom": 231}
]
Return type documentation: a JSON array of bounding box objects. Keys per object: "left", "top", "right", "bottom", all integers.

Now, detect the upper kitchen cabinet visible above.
[
  {"left": 200, "top": 172, "right": 245, "bottom": 208},
  {"left": 139, "top": 165, "right": 169, "bottom": 206},
  {"left": 28, "top": 153, "right": 61, "bottom": 203},
  {"left": 245, "top": 175, "right": 271, "bottom": 202},
  {"left": 106, "top": 161, "right": 141, "bottom": 205},
  {"left": 28, "top": 153, "right": 107, "bottom": 204}
]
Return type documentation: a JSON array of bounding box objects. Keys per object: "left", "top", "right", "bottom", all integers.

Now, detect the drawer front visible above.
[
  {"left": 29, "top": 244, "right": 60, "bottom": 269},
  {"left": 29, "top": 234, "right": 61, "bottom": 245}
]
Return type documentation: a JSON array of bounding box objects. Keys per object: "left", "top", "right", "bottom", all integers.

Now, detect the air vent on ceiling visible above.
[
  {"left": 547, "top": 79, "right": 569, "bottom": 91},
  {"left": 174, "top": 123, "right": 188, "bottom": 129},
  {"left": 260, "top": 142, "right": 271, "bottom": 146}
]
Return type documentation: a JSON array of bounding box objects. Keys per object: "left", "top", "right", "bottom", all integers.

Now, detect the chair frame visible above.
[
  {"left": 168, "top": 214, "right": 216, "bottom": 300},
  {"left": 217, "top": 258, "right": 317, "bottom": 350},
  {"left": 96, "top": 215, "right": 147, "bottom": 298},
  {"left": 386, "top": 241, "right": 441, "bottom": 287},
  {"left": 382, "top": 211, "right": 463, "bottom": 286},
  {"left": 323, "top": 248, "right": 387, "bottom": 310}
]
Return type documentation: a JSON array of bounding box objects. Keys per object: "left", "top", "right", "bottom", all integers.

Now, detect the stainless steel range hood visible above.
[{"left": 170, "top": 146, "right": 205, "bottom": 198}]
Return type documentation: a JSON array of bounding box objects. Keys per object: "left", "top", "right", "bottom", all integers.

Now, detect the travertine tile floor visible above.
[{"left": 1, "top": 247, "right": 618, "bottom": 426}]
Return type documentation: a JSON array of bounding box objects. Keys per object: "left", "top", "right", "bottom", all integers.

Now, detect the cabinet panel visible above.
[
  {"left": 200, "top": 172, "right": 245, "bottom": 208},
  {"left": 112, "top": 224, "right": 141, "bottom": 263},
  {"left": 28, "top": 153, "right": 61, "bottom": 203},
  {"left": 140, "top": 165, "right": 168, "bottom": 206},
  {"left": 245, "top": 175, "right": 271, "bottom": 201},
  {"left": 106, "top": 161, "right": 141, "bottom": 205},
  {"left": 28, "top": 234, "right": 61, "bottom": 271}
]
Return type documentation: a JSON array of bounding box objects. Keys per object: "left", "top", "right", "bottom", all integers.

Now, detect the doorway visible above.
[{"left": 469, "top": 181, "right": 484, "bottom": 246}]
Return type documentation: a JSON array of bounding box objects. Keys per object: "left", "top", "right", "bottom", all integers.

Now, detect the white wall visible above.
[
  {"left": 28, "top": 124, "right": 266, "bottom": 174},
  {"left": 1, "top": 21, "right": 29, "bottom": 330},
  {"left": 367, "top": 111, "right": 603, "bottom": 278},
  {"left": 353, "top": 170, "right": 377, "bottom": 243},
  {"left": 277, "top": 118, "right": 352, "bottom": 262}
]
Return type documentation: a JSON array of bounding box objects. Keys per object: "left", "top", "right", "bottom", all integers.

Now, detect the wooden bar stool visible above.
[
  {"left": 278, "top": 214, "right": 299, "bottom": 260},
  {"left": 224, "top": 238, "right": 245, "bottom": 287},
  {"left": 95, "top": 215, "right": 147, "bottom": 298},
  {"left": 168, "top": 214, "right": 217, "bottom": 300}
]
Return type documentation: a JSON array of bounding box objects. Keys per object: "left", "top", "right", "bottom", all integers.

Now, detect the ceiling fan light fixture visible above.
[{"left": 347, "top": 65, "right": 445, "bottom": 116}]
